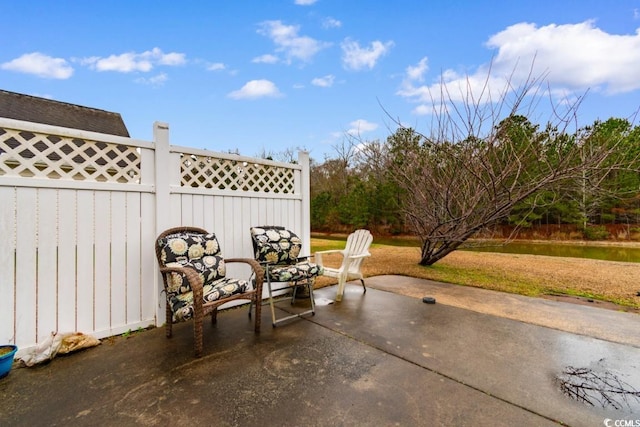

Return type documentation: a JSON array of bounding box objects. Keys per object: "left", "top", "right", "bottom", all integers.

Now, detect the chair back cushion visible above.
[
  {"left": 250, "top": 226, "right": 301, "bottom": 265},
  {"left": 157, "top": 231, "right": 226, "bottom": 297}
]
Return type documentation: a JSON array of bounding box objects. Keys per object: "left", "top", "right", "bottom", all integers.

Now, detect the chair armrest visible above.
[
  {"left": 159, "top": 265, "right": 205, "bottom": 309},
  {"left": 159, "top": 265, "right": 204, "bottom": 292},
  {"left": 314, "top": 249, "right": 344, "bottom": 255},
  {"left": 315, "top": 249, "right": 346, "bottom": 267},
  {"left": 346, "top": 252, "right": 371, "bottom": 260},
  {"left": 224, "top": 258, "right": 264, "bottom": 295},
  {"left": 224, "top": 257, "right": 265, "bottom": 278}
]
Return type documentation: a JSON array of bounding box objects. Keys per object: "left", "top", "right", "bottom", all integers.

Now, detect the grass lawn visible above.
[{"left": 311, "top": 236, "right": 640, "bottom": 311}]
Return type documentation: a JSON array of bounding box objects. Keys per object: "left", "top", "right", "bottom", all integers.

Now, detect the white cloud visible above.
[
  {"left": 406, "top": 57, "right": 428, "bottom": 82},
  {"left": 294, "top": 0, "right": 317, "bottom": 5},
  {"left": 412, "top": 104, "right": 434, "bottom": 115},
  {"left": 486, "top": 21, "right": 640, "bottom": 94},
  {"left": 158, "top": 51, "right": 186, "bottom": 66},
  {"left": 228, "top": 79, "right": 283, "bottom": 99},
  {"left": 311, "top": 74, "right": 335, "bottom": 87},
  {"left": 398, "top": 20, "right": 640, "bottom": 115},
  {"left": 81, "top": 47, "right": 186, "bottom": 73},
  {"left": 347, "top": 119, "right": 378, "bottom": 135},
  {"left": 322, "top": 17, "right": 342, "bottom": 29},
  {"left": 341, "top": 38, "right": 394, "bottom": 71},
  {"left": 257, "top": 20, "right": 330, "bottom": 63},
  {"left": 135, "top": 73, "right": 168, "bottom": 86},
  {"left": 207, "top": 62, "right": 226, "bottom": 71},
  {"left": 252, "top": 54, "right": 279, "bottom": 64},
  {"left": 1, "top": 52, "right": 73, "bottom": 79}
]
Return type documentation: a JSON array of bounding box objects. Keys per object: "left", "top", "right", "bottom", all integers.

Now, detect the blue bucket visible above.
[{"left": 0, "top": 345, "right": 18, "bottom": 379}]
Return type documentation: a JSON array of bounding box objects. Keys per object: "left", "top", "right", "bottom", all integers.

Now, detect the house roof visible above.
[{"left": 0, "top": 90, "right": 130, "bottom": 137}]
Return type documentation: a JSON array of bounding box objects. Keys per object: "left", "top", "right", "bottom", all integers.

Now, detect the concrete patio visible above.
[{"left": 2, "top": 276, "right": 640, "bottom": 426}]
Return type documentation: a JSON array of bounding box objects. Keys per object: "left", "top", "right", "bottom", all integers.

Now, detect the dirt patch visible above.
[{"left": 540, "top": 294, "right": 640, "bottom": 314}]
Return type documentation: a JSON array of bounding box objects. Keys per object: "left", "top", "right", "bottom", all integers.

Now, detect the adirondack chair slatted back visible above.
[
  {"left": 344, "top": 230, "right": 374, "bottom": 274},
  {"left": 315, "top": 229, "right": 373, "bottom": 301}
]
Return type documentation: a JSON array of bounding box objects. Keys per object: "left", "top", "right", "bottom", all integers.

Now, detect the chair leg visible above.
[
  {"left": 291, "top": 281, "right": 297, "bottom": 304},
  {"left": 267, "top": 279, "right": 278, "bottom": 327},
  {"left": 165, "top": 304, "right": 173, "bottom": 338},
  {"left": 335, "top": 275, "right": 346, "bottom": 302},
  {"left": 360, "top": 278, "right": 367, "bottom": 293},
  {"left": 269, "top": 278, "right": 316, "bottom": 326},
  {"left": 211, "top": 308, "right": 218, "bottom": 324},
  {"left": 308, "top": 279, "right": 316, "bottom": 315},
  {"left": 253, "top": 292, "right": 262, "bottom": 333},
  {"left": 194, "top": 316, "right": 203, "bottom": 358}
]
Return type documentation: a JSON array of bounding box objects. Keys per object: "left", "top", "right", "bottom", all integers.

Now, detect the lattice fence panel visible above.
[
  {"left": 0, "top": 127, "right": 141, "bottom": 183},
  {"left": 180, "top": 154, "right": 295, "bottom": 193}
]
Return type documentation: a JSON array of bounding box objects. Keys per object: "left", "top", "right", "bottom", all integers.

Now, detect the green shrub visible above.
[{"left": 582, "top": 225, "right": 610, "bottom": 240}]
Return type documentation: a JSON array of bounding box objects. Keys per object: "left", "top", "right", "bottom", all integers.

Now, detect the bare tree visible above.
[{"left": 362, "top": 73, "right": 637, "bottom": 265}]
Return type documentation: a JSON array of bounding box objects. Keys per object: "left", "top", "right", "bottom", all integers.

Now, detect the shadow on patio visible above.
[{"left": 2, "top": 277, "right": 640, "bottom": 426}]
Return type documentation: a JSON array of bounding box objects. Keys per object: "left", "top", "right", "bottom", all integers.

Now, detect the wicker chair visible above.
[
  {"left": 249, "top": 226, "right": 323, "bottom": 326},
  {"left": 155, "top": 226, "right": 263, "bottom": 357}
]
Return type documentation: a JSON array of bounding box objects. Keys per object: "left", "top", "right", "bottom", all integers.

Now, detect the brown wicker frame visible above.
[{"left": 155, "top": 226, "right": 263, "bottom": 357}]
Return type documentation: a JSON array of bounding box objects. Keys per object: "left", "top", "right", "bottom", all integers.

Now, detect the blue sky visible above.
[{"left": 2, "top": 1, "right": 640, "bottom": 161}]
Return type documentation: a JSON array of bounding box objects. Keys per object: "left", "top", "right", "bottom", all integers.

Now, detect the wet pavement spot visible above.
[{"left": 556, "top": 365, "right": 640, "bottom": 411}]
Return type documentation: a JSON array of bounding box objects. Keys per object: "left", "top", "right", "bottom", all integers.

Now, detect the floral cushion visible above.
[
  {"left": 158, "top": 231, "right": 227, "bottom": 298},
  {"left": 267, "top": 261, "right": 322, "bottom": 282},
  {"left": 157, "top": 231, "right": 249, "bottom": 319},
  {"left": 158, "top": 231, "right": 223, "bottom": 265},
  {"left": 250, "top": 226, "right": 323, "bottom": 281},
  {"left": 250, "top": 226, "right": 302, "bottom": 265},
  {"left": 168, "top": 277, "right": 248, "bottom": 322}
]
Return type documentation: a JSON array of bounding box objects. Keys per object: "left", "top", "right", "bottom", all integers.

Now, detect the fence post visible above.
[
  {"left": 153, "top": 122, "right": 171, "bottom": 325},
  {"left": 299, "top": 150, "right": 311, "bottom": 255}
]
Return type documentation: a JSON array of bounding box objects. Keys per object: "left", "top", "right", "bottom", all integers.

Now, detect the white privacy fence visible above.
[{"left": 0, "top": 118, "right": 310, "bottom": 354}]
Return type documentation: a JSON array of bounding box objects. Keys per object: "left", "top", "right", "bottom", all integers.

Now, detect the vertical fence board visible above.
[
  {"left": 93, "top": 192, "right": 111, "bottom": 333},
  {"left": 180, "top": 194, "right": 194, "bottom": 226},
  {"left": 140, "top": 193, "right": 156, "bottom": 322},
  {"left": 76, "top": 191, "right": 95, "bottom": 332},
  {"left": 192, "top": 194, "right": 204, "bottom": 227},
  {"left": 110, "top": 192, "right": 127, "bottom": 329},
  {"left": 222, "top": 196, "right": 234, "bottom": 255},
  {"left": 202, "top": 195, "right": 215, "bottom": 233},
  {"left": 126, "top": 192, "right": 142, "bottom": 324},
  {"left": 57, "top": 190, "right": 77, "bottom": 332},
  {"left": 36, "top": 189, "right": 58, "bottom": 340},
  {"left": 0, "top": 187, "right": 16, "bottom": 343},
  {"left": 15, "top": 188, "right": 37, "bottom": 346},
  {"left": 213, "top": 195, "right": 224, "bottom": 239},
  {"left": 169, "top": 194, "right": 183, "bottom": 226}
]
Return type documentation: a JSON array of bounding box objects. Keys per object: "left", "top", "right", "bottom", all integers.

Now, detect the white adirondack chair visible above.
[{"left": 315, "top": 229, "right": 373, "bottom": 301}]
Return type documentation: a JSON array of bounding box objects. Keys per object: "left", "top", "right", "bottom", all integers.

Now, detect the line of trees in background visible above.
[
  {"left": 304, "top": 71, "right": 640, "bottom": 265},
  {"left": 310, "top": 116, "right": 640, "bottom": 244}
]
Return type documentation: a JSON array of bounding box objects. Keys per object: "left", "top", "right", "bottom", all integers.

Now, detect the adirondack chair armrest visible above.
[
  {"left": 315, "top": 249, "right": 343, "bottom": 255},
  {"left": 314, "top": 249, "right": 346, "bottom": 266},
  {"left": 346, "top": 251, "right": 371, "bottom": 260}
]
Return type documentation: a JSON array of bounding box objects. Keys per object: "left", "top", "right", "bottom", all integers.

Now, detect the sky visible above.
[{"left": 2, "top": 0, "right": 640, "bottom": 161}]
